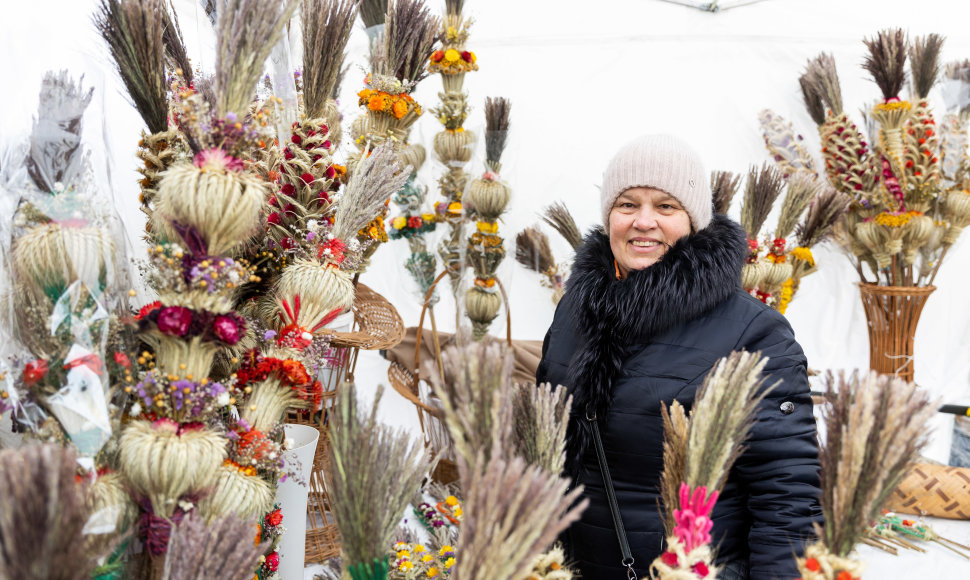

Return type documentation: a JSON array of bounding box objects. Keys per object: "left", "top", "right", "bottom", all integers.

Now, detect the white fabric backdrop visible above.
[{"left": 4, "top": 0, "right": 970, "bottom": 575}]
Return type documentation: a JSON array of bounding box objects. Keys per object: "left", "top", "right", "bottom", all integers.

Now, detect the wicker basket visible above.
[
  {"left": 858, "top": 283, "right": 935, "bottom": 383},
  {"left": 884, "top": 462, "right": 970, "bottom": 519},
  {"left": 387, "top": 271, "right": 511, "bottom": 486},
  {"left": 288, "top": 283, "right": 406, "bottom": 562}
]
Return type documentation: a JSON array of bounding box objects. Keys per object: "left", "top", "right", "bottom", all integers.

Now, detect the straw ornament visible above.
[
  {"left": 795, "top": 543, "right": 864, "bottom": 580},
  {"left": 118, "top": 419, "right": 227, "bottom": 516},
  {"left": 464, "top": 285, "right": 502, "bottom": 341},
  {"left": 758, "top": 109, "right": 818, "bottom": 178},
  {"left": 273, "top": 258, "right": 355, "bottom": 333},
  {"left": 198, "top": 463, "right": 276, "bottom": 520},
  {"left": 153, "top": 162, "right": 267, "bottom": 256},
  {"left": 434, "top": 128, "right": 476, "bottom": 163}
]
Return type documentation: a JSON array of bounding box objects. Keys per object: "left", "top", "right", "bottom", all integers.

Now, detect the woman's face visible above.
[{"left": 608, "top": 187, "right": 692, "bottom": 277}]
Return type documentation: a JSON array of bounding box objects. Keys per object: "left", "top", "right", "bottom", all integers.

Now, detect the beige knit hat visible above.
[{"left": 600, "top": 134, "right": 712, "bottom": 232}]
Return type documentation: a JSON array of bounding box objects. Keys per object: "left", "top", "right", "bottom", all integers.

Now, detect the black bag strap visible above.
[{"left": 587, "top": 406, "right": 636, "bottom": 580}]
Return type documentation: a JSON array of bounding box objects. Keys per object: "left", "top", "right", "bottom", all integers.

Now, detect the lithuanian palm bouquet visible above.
[
  {"left": 794, "top": 371, "right": 936, "bottom": 580},
  {"left": 349, "top": 0, "right": 438, "bottom": 271},
  {"left": 735, "top": 161, "right": 849, "bottom": 313},
  {"left": 430, "top": 0, "right": 478, "bottom": 298},
  {"left": 515, "top": 202, "right": 585, "bottom": 305},
  {"left": 464, "top": 97, "right": 511, "bottom": 339},
  {"left": 651, "top": 351, "right": 770, "bottom": 579}
]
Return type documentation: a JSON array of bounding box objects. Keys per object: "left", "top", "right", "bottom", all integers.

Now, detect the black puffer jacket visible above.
[{"left": 536, "top": 216, "right": 823, "bottom": 580}]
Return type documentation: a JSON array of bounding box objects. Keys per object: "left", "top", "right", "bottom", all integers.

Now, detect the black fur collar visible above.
[{"left": 563, "top": 214, "right": 747, "bottom": 474}]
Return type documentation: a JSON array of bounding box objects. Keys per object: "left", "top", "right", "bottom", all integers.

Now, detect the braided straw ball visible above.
[
  {"left": 11, "top": 222, "right": 117, "bottom": 297},
  {"left": 944, "top": 189, "right": 970, "bottom": 244},
  {"left": 901, "top": 214, "right": 935, "bottom": 265},
  {"left": 434, "top": 129, "right": 475, "bottom": 164},
  {"left": 88, "top": 471, "right": 138, "bottom": 538},
  {"left": 397, "top": 143, "right": 426, "bottom": 173},
  {"left": 854, "top": 220, "right": 892, "bottom": 269},
  {"left": 465, "top": 285, "right": 501, "bottom": 340},
  {"left": 119, "top": 420, "right": 226, "bottom": 516},
  {"left": 153, "top": 163, "right": 267, "bottom": 256},
  {"left": 198, "top": 464, "right": 276, "bottom": 522},
  {"left": 465, "top": 179, "right": 510, "bottom": 221},
  {"left": 274, "top": 258, "right": 355, "bottom": 333}
]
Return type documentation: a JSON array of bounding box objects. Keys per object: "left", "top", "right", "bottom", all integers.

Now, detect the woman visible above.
[{"left": 536, "top": 135, "right": 822, "bottom": 579}]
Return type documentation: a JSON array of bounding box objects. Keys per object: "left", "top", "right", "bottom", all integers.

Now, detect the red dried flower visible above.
[
  {"left": 213, "top": 315, "right": 242, "bottom": 345},
  {"left": 136, "top": 300, "right": 161, "bottom": 321},
  {"left": 300, "top": 173, "right": 314, "bottom": 184},
  {"left": 461, "top": 50, "right": 472, "bottom": 62},
  {"left": 408, "top": 216, "right": 422, "bottom": 228},
  {"left": 268, "top": 212, "right": 282, "bottom": 225},
  {"left": 23, "top": 360, "right": 49, "bottom": 386},
  {"left": 156, "top": 306, "right": 192, "bottom": 336},
  {"left": 280, "top": 183, "right": 295, "bottom": 195},
  {"left": 805, "top": 558, "right": 820, "bottom": 572},
  {"left": 325, "top": 165, "right": 336, "bottom": 179},
  {"left": 291, "top": 134, "right": 302, "bottom": 145},
  {"left": 660, "top": 551, "right": 678, "bottom": 567},
  {"left": 693, "top": 562, "right": 710, "bottom": 578},
  {"left": 265, "top": 509, "right": 283, "bottom": 527},
  {"left": 113, "top": 351, "right": 131, "bottom": 369},
  {"left": 283, "top": 148, "right": 295, "bottom": 160},
  {"left": 281, "top": 359, "right": 311, "bottom": 386},
  {"left": 264, "top": 551, "right": 279, "bottom": 572},
  {"left": 431, "top": 50, "right": 444, "bottom": 62}
]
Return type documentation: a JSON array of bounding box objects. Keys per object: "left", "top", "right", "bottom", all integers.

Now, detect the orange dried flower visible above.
[
  {"left": 368, "top": 94, "right": 386, "bottom": 112},
  {"left": 392, "top": 99, "right": 408, "bottom": 119}
]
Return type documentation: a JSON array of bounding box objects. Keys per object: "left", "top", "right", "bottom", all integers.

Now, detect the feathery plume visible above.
[
  {"left": 909, "top": 34, "right": 945, "bottom": 100},
  {"left": 328, "top": 384, "right": 433, "bottom": 572},
  {"left": 0, "top": 444, "right": 111, "bottom": 579},
  {"left": 331, "top": 143, "right": 409, "bottom": 241},
  {"left": 795, "top": 186, "right": 851, "bottom": 248},
  {"left": 358, "top": 0, "right": 387, "bottom": 27},
  {"left": 710, "top": 170, "right": 742, "bottom": 215},
  {"left": 452, "top": 453, "right": 587, "bottom": 580},
  {"left": 380, "top": 0, "right": 439, "bottom": 85},
  {"left": 740, "top": 163, "right": 785, "bottom": 239},
  {"left": 484, "top": 96, "right": 512, "bottom": 168},
  {"left": 816, "top": 371, "right": 937, "bottom": 558},
  {"left": 214, "top": 0, "right": 299, "bottom": 117},
  {"left": 658, "top": 400, "right": 689, "bottom": 535},
  {"left": 161, "top": 513, "right": 265, "bottom": 579},
  {"left": 301, "top": 0, "right": 359, "bottom": 119},
  {"left": 162, "top": 1, "right": 194, "bottom": 85},
  {"left": 775, "top": 173, "right": 823, "bottom": 240},
  {"left": 515, "top": 227, "right": 555, "bottom": 275},
  {"left": 863, "top": 28, "right": 909, "bottom": 101},
  {"left": 95, "top": 0, "right": 169, "bottom": 134},
  {"left": 541, "top": 201, "right": 584, "bottom": 250},
  {"left": 511, "top": 382, "right": 572, "bottom": 475},
  {"left": 799, "top": 71, "right": 826, "bottom": 126}
]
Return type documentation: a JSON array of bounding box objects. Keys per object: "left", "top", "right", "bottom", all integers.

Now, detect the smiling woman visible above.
[{"left": 536, "top": 134, "right": 823, "bottom": 579}]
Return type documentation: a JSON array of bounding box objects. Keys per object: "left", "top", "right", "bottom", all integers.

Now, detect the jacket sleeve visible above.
[{"left": 732, "top": 308, "right": 824, "bottom": 580}]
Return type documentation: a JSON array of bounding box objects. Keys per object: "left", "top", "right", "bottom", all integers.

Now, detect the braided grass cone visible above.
[
  {"left": 465, "top": 179, "right": 510, "bottom": 221},
  {"left": 943, "top": 189, "right": 970, "bottom": 245},
  {"left": 854, "top": 220, "right": 892, "bottom": 270},
  {"left": 88, "top": 471, "right": 138, "bottom": 549},
  {"left": 274, "top": 258, "right": 355, "bottom": 333},
  {"left": 397, "top": 143, "right": 426, "bottom": 173},
  {"left": 198, "top": 463, "right": 275, "bottom": 522},
  {"left": 465, "top": 285, "right": 502, "bottom": 340},
  {"left": 153, "top": 163, "right": 267, "bottom": 256},
  {"left": 901, "top": 214, "right": 935, "bottom": 265},
  {"left": 11, "top": 223, "right": 118, "bottom": 296},
  {"left": 321, "top": 99, "right": 343, "bottom": 148},
  {"left": 434, "top": 129, "right": 475, "bottom": 164},
  {"left": 240, "top": 376, "right": 305, "bottom": 432},
  {"left": 137, "top": 128, "right": 182, "bottom": 215},
  {"left": 118, "top": 420, "right": 226, "bottom": 516}
]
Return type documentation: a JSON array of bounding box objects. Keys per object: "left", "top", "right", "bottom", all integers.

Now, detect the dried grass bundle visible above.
[
  {"left": 331, "top": 143, "right": 409, "bottom": 243},
  {"left": 329, "top": 384, "right": 432, "bottom": 570},
  {"left": 26, "top": 71, "right": 93, "bottom": 193},
  {"left": 358, "top": 0, "right": 387, "bottom": 28},
  {"left": 301, "top": 0, "right": 358, "bottom": 119},
  {"left": 425, "top": 341, "right": 516, "bottom": 465},
  {"left": 658, "top": 401, "right": 689, "bottom": 536},
  {"left": 909, "top": 34, "right": 945, "bottom": 100},
  {"left": 0, "top": 444, "right": 109, "bottom": 580},
  {"left": 94, "top": 0, "right": 168, "bottom": 133},
  {"left": 214, "top": 0, "right": 299, "bottom": 116},
  {"left": 161, "top": 1, "right": 193, "bottom": 84},
  {"left": 775, "top": 173, "right": 822, "bottom": 240},
  {"left": 683, "top": 351, "right": 771, "bottom": 498},
  {"left": 444, "top": 0, "right": 464, "bottom": 15},
  {"left": 541, "top": 201, "right": 583, "bottom": 250},
  {"left": 799, "top": 72, "right": 826, "bottom": 126},
  {"left": 864, "top": 29, "right": 909, "bottom": 101},
  {"left": 710, "top": 170, "right": 741, "bottom": 215},
  {"left": 740, "top": 163, "right": 785, "bottom": 239},
  {"left": 803, "top": 54, "right": 844, "bottom": 116},
  {"left": 511, "top": 382, "right": 571, "bottom": 475},
  {"left": 161, "top": 513, "right": 265, "bottom": 580},
  {"left": 795, "top": 186, "right": 851, "bottom": 248},
  {"left": 816, "top": 371, "right": 937, "bottom": 558},
  {"left": 381, "top": 0, "right": 439, "bottom": 85},
  {"left": 484, "top": 96, "right": 512, "bottom": 170},
  {"left": 515, "top": 227, "right": 555, "bottom": 274},
  {"left": 452, "top": 453, "right": 587, "bottom": 580}
]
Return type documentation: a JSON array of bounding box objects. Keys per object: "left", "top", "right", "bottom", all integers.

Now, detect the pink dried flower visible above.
[
  {"left": 673, "top": 483, "right": 718, "bottom": 553},
  {"left": 157, "top": 306, "right": 192, "bottom": 336},
  {"left": 193, "top": 148, "right": 244, "bottom": 172}
]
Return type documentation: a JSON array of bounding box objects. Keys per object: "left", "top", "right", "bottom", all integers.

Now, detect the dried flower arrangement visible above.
[
  {"left": 653, "top": 351, "right": 772, "bottom": 578},
  {"left": 464, "top": 97, "right": 512, "bottom": 339},
  {"left": 735, "top": 155, "right": 851, "bottom": 312},
  {"left": 514, "top": 201, "right": 585, "bottom": 305},
  {"left": 785, "top": 31, "right": 970, "bottom": 288},
  {"left": 429, "top": 0, "right": 479, "bottom": 305},
  {"left": 348, "top": 0, "right": 438, "bottom": 273},
  {"left": 794, "top": 371, "right": 936, "bottom": 579}
]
